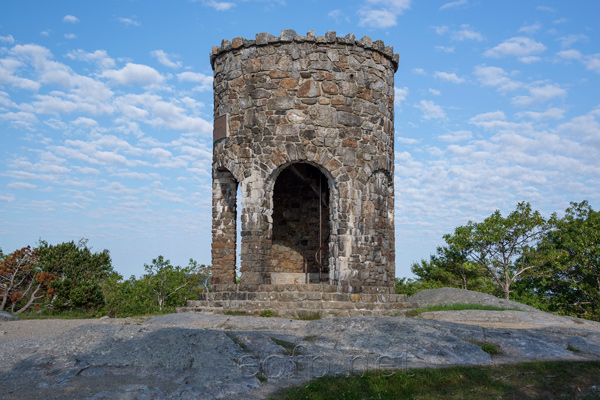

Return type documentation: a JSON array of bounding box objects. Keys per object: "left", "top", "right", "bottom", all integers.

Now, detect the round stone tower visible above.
[{"left": 210, "top": 30, "right": 398, "bottom": 293}]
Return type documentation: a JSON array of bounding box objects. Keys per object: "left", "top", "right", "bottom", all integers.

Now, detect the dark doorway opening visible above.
[{"left": 270, "top": 164, "right": 330, "bottom": 284}]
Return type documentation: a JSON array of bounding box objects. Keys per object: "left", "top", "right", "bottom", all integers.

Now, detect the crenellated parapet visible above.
[{"left": 210, "top": 29, "right": 399, "bottom": 72}]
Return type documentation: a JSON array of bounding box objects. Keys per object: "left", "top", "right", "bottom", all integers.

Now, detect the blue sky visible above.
[{"left": 1, "top": 0, "right": 599, "bottom": 279}]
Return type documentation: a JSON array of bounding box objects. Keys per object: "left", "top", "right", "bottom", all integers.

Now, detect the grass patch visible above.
[
  {"left": 267, "top": 361, "right": 600, "bottom": 400},
  {"left": 296, "top": 311, "right": 322, "bottom": 321},
  {"left": 270, "top": 337, "right": 298, "bottom": 355},
  {"left": 260, "top": 309, "right": 275, "bottom": 317},
  {"left": 225, "top": 332, "right": 249, "bottom": 352},
  {"left": 567, "top": 345, "right": 582, "bottom": 353},
  {"left": 465, "top": 339, "right": 502, "bottom": 355},
  {"left": 224, "top": 310, "right": 248, "bottom": 316},
  {"left": 302, "top": 335, "right": 319, "bottom": 342},
  {"left": 406, "top": 303, "right": 522, "bottom": 317}
]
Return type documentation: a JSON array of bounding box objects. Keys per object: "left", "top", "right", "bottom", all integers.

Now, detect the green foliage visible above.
[
  {"left": 444, "top": 202, "right": 556, "bottom": 300},
  {"left": 538, "top": 201, "right": 600, "bottom": 320},
  {"left": 37, "top": 238, "right": 112, "bottom": 312},
  {"left": 260, "top": 309, "right": 274, "bottom": 317},
  {"left": 395, "top": 276, "right": 443, "bottom": 296},
  {"left": 102, "top": 258, "right": 209, "bottom": 317}
]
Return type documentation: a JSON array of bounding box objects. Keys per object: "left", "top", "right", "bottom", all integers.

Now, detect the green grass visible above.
[
  {"left": 407, "top": 303, "right": 522, "bottom": 317},
  {"left": 260, "top": 309, "right": 275, "bottom": 317},
  {"left": 225, "top": 332, "right": 249, "bottom": 352},
  {"left": 16, "top": 309, "right": 101, "bottom": 320},
  {"left": 465, "top": 339, "right": 502, "bottom": 355},
  {"left": 268, "top": 361, "right": 600, "bottom": 400},
  {"left": 224, "top": 310, "right": 248, "bottom": 316},
  {"left": 270, "top": 337, "right": 298, "bottom": 355},
  {"left": 296, "top": 311, "right": 322, "bottom": 320}
]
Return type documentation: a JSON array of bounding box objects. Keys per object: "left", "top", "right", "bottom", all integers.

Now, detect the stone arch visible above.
[{"left": 264, "top": 161, "right": 339, "bottom": 284}]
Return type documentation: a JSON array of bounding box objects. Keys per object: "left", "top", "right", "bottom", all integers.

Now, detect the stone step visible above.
[
  {"left": 195, "top": 291, "right": 407, "bottom": 303},
  {"left": 179, "top": 290, "right": 419, "bottom": 318},
  {"left": 177, "top": 306, "right": 416, "bottom": 318}
]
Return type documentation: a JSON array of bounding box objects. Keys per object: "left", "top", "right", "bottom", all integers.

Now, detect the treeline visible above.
[
  {"left": 0, "top": 239, "right": 209, "bottom": 318},
  {"left": 397, "top": 201, "right": 600, "bottom": 321}
]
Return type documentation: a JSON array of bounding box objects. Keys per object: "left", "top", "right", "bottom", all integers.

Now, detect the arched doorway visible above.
[{"left": 269, "top": 163, "right": 331, "bottom": 284}]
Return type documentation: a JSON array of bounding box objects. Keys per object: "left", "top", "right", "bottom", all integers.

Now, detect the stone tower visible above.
[{"left": 210, "top": 29, "right": 397, "bottom": 295}]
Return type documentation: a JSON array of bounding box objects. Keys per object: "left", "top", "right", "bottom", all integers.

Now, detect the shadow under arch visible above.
[{"left": 263, "top": 161, "right": 339, "bottom": 285}]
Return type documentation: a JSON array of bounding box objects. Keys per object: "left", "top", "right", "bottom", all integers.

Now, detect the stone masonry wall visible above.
[{"left": 211, "top": 30, "right": 397, "bottom": 291}]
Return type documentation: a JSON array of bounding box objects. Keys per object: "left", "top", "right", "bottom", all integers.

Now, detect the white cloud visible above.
[
  {"left": 40, "top": 30, "right": 50, "bottom": 37},
  {"left": 584, "top": 55, "right": 600, "bottom": 73},
  {"left": 0, "top": 194, "right": 15, "bottom": 202},
  {"left": 0, "top": 35, "right": 15, "bottom": 44},
  {"left": 429, "top": 88, "right": 441, "bottom": 96},
  {"left": 439, "top": 130, "right": 472, "bottom": 142},
  {"left": 67, "top": 49, "right": 116, "bottom": 69},
  {"left": 119, "top": 17, "right": 141, "bottom": 27},
  {"left": 511, "top": 84, "right": 567, "bottom": 107},
  {"left": 202, "top": 0, "right": 235, "bottom": 11},
  {"left": 451, "top": 24, "right": 483, "bottom": 42},
  {"left": 150, "top": 50, "right": 182, "bottom": 69},
  {"left": 484, "top": 37, "right": 546, "bottom": 59},
  {"left": 519, "top": 56, "right": 542, "bottom": 64},
  {"left": 435, "top": 46, "right": 455, "bottom": 53},
  {"left": 411, "top": 68, "right": 426, "bottom": 75},
  {"left": 100, "top": 63, "right": 164, "bottom": 86},
  {"left": 473, "top": 65, "right": 521, "bottom": 92},
  {"left": 64, "top": 34, "right": 77, "bottom": 40},
  {"left": 0, "top": 111, "right": 38, "bottom": 128},
  {"left": 358, "top": 0, "right": 412, "bottom": 28},
  {"left": 516, "top": 108, "right": 565, "bottom": 121},
  {"left": 434, "top": 71, "right": 465, "bottom": 84},
  {"left": 440, "top": 0, "right": 467, "bottom": 10},
  {"left": 469, "top": 110, "right": 507, "bottom": 130},
  {"left": 394, "top": 86, "right": 408, "bottom": 107},
  {"left": 177, "top": 71, "right": 213, "bottom": 92},
  {"left": 556, "top": 49, "right": 582, "bottom": 60},
  {"left": 537, "top": 6, "right": 555, "bottom": 12},
  {"left": 519, "top": 22, "right": 542, "bottom": 34},
  {"left": 8, "top": 182, "right": 37, "bottom": 190},
  {"left": 72, "top": 117, "right": 98, "bottom": 126},
  {"left": 62, "top": 15, "right": 79, "bottom": 23},
  {"left": 0, "top": 58, "right": 42, "bottom": 91},
  {"left": 328, "top": 9, "right": 349, "bottom": 23},
  {"left": 149, "top": 147, "right": 173, "bottom": 160},
  {"left": 432, "top": 25, "right": 449, "bottom": 35},
  {"left": 557, "top": 34, "right": 588, "bottom": 48},
  {"left": 415, "top": 100, "right": 446, "bottom": 120}
]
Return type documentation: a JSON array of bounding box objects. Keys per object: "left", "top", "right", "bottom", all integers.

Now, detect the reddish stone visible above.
[
  {"left": 343, "top": 139, "right": 358, "bottom": 148},
  {"left": 297, "top": 80, "right": 320, "bottom": 97},
  {"left": 321, "top": 81, "right": 339, "bottom": 95},
  {"left": 269, "top": 70, "right": 289, "bottom": 79},
  {"left": 280, "top": 78, "right": 299, "bottom": 89}
]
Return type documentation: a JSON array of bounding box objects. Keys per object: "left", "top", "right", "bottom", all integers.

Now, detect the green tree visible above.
[
  {"left": 142, "top": 256, "right": 207, "bottom": 311},
  {"left": 444, "top": 202, "right": 556, "bottom": 300},
  {"left": 541, "top": 201, "right": 600, "bottom": 319},
  {"left": 37, "top": 239, "right": 112, "bottom": 311}
]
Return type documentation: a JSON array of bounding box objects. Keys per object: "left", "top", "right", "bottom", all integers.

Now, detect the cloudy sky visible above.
[{"left": 1, "top": 0, "right": 599, "bottom": 279}]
